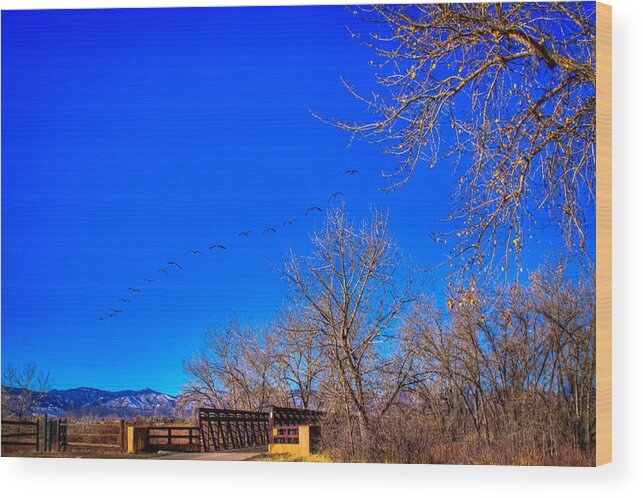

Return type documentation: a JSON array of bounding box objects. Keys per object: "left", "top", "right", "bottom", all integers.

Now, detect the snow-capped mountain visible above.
[{"left": 32, "top": 387, "right": 181, "bottom": 418}]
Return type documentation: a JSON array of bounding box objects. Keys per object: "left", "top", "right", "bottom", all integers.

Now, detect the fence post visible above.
[
  {"left": 197, "top": 409, "right": 204, "bottom": 452},
  {"left": 36, "top": 417, "right": 41, "bottom": 452},
  {"left": 48, "top": 418, "right": 53, "bottom": 452},
  {"left": 61, "top": 418, "right": 67, "bottom": 452},
  {"left": 119, "top": 419, "right": 125, "bottom": 452},
  {"left": 42, "top": 414, "right": 48, "bottom": 453}
]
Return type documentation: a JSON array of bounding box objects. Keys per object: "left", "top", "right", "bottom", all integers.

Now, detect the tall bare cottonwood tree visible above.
[
  {"left": 325, "top": 3, "right": 596, "bottom": 275},
  {"left": 282, "top": 205, "right": 416, "bottom": 432}
]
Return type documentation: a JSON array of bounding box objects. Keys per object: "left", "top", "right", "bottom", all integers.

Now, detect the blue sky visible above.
[{"left": 1, "top": 6, "right": 594, "bottom": 395}]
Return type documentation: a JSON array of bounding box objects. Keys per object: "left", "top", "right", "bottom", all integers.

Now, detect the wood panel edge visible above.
[{"left": 596, "top": 1, "right": 612, "bottom": 467}]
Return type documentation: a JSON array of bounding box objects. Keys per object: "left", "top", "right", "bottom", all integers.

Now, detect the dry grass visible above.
[
  {"left": 250, "top": 452, "right": 332, "bottom": 463},
  {"left": 420, "top": 442, "right": 595, "bottom": 467},
  {"left": 321, "top": 439, "right": 594, "bottom": 466},
  {"left": 1, "top": 447, "right": 159, "bottom": 459},
  {"left": 3, "top": 445, "right": 592, "bottom": 465},
  {"left": 2, "top": 450, "right": 158, "bottom": 460}
]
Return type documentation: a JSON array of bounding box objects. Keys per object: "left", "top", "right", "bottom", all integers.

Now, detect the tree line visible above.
[{"left": 181, "top": 205, "right": 595, "bottom": 464}]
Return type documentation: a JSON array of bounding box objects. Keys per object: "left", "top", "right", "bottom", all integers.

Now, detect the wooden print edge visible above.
[{"left": 596, "top": 1, "right": 612, "bottom": 467}]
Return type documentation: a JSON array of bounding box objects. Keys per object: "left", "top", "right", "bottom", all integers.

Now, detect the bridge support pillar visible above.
[{"left": 127, "top": 427, "right": 149, "bottom": 454}]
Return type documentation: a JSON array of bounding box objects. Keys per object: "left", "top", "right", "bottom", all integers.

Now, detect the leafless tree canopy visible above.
[
  {"left": 324, "top": 2, "right": 596, "bottom": 276},
  {"left": 271, "top": 306, "right": 327, "bottom": 409},
  {"left": 402, "top": 265, "right": 595, "bottom": 454},
  {"left": 181, "top": 320, "right": 290, "bottom": 411},
  {"left": 1, "top": 363, "right": 52, "bottom": 421},
  {"left": 183, "top": 206, "right": 595, "bottom": 464},
  {"left": 281, "top": 206, "right": 415, "bottom": 431}
]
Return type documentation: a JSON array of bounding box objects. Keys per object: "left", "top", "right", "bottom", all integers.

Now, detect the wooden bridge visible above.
[
  {"left": 2, "top": 406, "right": 324, "bottom": 456},
  {"left": 197, "top": 406, "right": 324, "bottom": 452}
]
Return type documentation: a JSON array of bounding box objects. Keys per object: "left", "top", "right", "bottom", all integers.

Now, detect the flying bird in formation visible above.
[{"left": 99, "top": 170, "right": 367, "bottom": 322}]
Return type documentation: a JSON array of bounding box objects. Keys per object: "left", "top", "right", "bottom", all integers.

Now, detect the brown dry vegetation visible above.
[
  {"left": 183, "top": 206, "right": 595, "bottom": 466},
  {"left": 1, "top": 447, "right": 158, "bottom": 459},
  {"left": 250, "top": 452, "right": 332, "bottom": 463}
]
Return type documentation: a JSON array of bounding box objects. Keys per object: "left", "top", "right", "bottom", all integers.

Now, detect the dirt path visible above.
[{"left": 155, "top": 446, "right": 266, "bottom": 461}]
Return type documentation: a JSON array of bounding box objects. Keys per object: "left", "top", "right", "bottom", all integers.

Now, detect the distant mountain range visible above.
[
  {"left": 4, "top": 386, "right": 318, "bottom": 419},
  {"left": 8, "top": 386, "right": 184, "bottom": 419}
]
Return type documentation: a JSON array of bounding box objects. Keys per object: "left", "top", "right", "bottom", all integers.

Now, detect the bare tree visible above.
[
  {"left": 1, "top": 363, "right": 51, "bottom": 421},
  {"left": 271, "top": 305, "right": 327, "bottom": 409},
  {"left": 530, "top": 264, "right": 596, "bottom": 450},
  {"left": 181, "top": 319, "right": 288, "bottom": 411},
  {"left": 399, "top": 262, "right": 595, "bottom": 458},
  {"left": 282, "top": 205, "right": 416, "bottom": 433},
  {"left": 323, "top": 3, "right": 596, "bottom": 276}
]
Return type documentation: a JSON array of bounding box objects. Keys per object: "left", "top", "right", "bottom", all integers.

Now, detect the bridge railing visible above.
[{"left": 198, "top": 407, "right": 270, "bottom": 452}]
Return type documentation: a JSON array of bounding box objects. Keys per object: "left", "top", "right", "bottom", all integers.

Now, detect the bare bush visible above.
[
  {"left": 396, "top": 264, "right": 595, "bottom": 459},
  {"left": 1, "top": 363, "right": 51, "bottom": 421}
]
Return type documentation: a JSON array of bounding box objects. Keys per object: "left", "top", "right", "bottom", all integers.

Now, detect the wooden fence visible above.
[
  {"left": 1, "top": 415, "right": 67, "bottom": 452},
  {"left": 146, "top": 426, "right": 200, "bottom": 452},
  {"left": 1, "top": 419, "right": 40, "bottom": 451},
  {"left": 63, "top": 418, "right": 126, "bottom": 452}
]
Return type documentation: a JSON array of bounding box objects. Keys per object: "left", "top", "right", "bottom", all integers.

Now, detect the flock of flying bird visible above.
[{"left": 96, "top": 169, "right": 361, "bottom": 321}]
